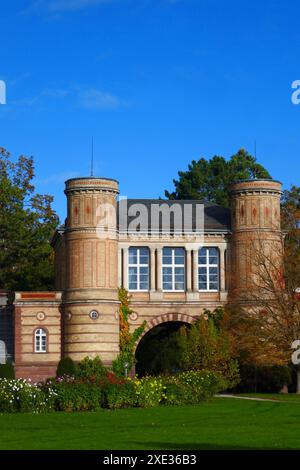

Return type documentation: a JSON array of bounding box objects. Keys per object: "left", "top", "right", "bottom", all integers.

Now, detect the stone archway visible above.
[
  {"left": 135, "top": 313, "right": 196, "bottom": 377},
  {"left": 138, "top": 312, "right": 196, "bottom": 342}
]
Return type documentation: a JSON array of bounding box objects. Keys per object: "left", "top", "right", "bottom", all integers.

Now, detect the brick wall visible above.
[{"left": 14, "top": 292, "right": 62, "bottom": 381}]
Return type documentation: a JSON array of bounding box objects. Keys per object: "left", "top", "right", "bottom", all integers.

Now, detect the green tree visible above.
[
  {"left": 0, "top": 147, "right": 59, "bottom": 291},
  {"left": 165, "top": 148, "right": 271, "bottom": 207},
  {"left": 177, "top": 313, "right": 239, "bottom": 387}
]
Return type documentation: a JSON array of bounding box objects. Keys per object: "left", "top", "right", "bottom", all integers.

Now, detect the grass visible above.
[
  {"left": 1, "top": 398, "right": 300, "bottom": 450},
  {"left": 234, "top": 393, "right": 300, "bottom": 402}
]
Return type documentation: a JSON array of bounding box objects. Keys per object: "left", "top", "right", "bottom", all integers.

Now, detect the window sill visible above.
[
  {"left": 198, "top": 290, "right": 219, "bottom": 293},
  {"left": 128, "top": 290, "right": 149, "bottom": 293},
  {"left": 162, "top": 290, "right": 186, "bottom": 293}
]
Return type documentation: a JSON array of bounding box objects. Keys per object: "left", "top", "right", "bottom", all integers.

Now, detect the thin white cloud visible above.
[
  {"left": 24, "top": 0, "right": 183, "bottom": 16},
  {"left": 11, "top": 87, "right": 69, "bottom": 107},
  {"left": 11, "top": 96, "right": 41, "bottom": 106},
  {"left": 39, "top": 171, "right": 80, "bottom": 185},
  {"left": 41, "top": 88, "right": 70, "bottom": 97},
  {"left": 11, "top": 84, "right": 125, "bottom": 111},
  {"left": 7, "top": 73, "right": 31, "bottom": 87},
  {"left": 78, "top": 89, "right": 124, "bottom": 110},
  {"left": 24, "top": 0, "right": 112, "bottom": 14}
]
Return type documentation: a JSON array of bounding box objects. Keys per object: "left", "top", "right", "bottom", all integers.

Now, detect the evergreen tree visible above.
[{"left": 165, "top": 148, "right": 271, "bottom": 207}]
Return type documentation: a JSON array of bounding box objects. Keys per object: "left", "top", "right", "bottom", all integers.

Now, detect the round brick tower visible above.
[
  {"left": 229, "top": 179, "right": 283, "bottom": 300},
  {"left": 63, "top": 177, "right": 120, "bottom": 365}
]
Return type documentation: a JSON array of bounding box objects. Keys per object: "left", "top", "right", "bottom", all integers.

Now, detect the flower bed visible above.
[
  {"left": 0, "top": 369, "right": 230, "bottom": 413},
  {"left": 0, "top": 378, "right": 57, "bottom": 413}
]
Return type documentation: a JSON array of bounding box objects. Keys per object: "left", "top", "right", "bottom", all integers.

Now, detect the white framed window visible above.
[
  {"left": 34, "top": 328, "right": 47, "bottom": 353},
  {"left": 128, "top": 247, "right": 149, "bottom": 291},
  {"left": 198, "top": 247, "right": 219, "bottom": 291},
  {"left": 162, "top": 247, "right": 185, "bottom": 291}
]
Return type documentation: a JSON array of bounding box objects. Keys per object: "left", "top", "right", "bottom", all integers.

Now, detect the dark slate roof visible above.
[
  {"left": 203, "top": 202, "right": 231, "bottom": 231},
  {"left": 117, "top": 199, "right": 231, "bottom": 233}
]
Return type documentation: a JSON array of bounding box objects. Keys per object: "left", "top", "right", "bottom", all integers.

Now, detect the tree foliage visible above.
[
  {"left": 165, "top": 148, "right": 271, "bottom": 207},
  {"left": 56, "top": 357, "right": 77, "bottom": 378},
  {"left": 177, "top": 313, "right": 239, "bottom": 387},
  {"left": 222, "top": 212, "right": 300, "bottom": 386},
  {"left": 0, "top": 147, "right": 59, "bottom": 291},
  {"left": 281, "top": 185, "right": 300, "bottom": 290}
]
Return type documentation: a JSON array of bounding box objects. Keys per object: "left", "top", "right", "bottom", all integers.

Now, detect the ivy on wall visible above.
[{"left": 112, "top": 288, "right": 146, "bottom": 377}]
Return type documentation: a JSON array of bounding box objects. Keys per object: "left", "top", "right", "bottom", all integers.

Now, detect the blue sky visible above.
[{"left": 1, "top": 0, "right": 299, "bottom": 220}]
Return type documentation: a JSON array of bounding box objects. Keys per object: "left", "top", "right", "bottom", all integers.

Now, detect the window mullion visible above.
[
  {"left": 206, "top": 263, "right": 209, "bottom": 290},
  {"left": 207, "top": 249, "right": 210, "bottom": 290},
  {"left": 174, "top": 250, "right": 176, "bottom": 291},
  {"left": 137, "top": 248, "right": 140, "bottom": 291},
  {"left": 171, "top": 249, "right": 173, "bottom": 291}
]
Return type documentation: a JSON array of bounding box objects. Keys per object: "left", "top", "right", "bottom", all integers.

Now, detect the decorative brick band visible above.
[
  {"left": 65, "top": 177, "right": 119, "bottom": 195},
  {"left": 137, "top": 312, "right": 197, "bottom": 344},
  {"left": 20, "top": 293, "right": 57, "bottom": 299},
  {"left": 230, "top": 179, "right": 282, "bottom": 195}
]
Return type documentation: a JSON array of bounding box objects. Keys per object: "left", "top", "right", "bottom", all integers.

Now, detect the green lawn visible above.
[
  {"left": 1, "top": 398, "right": 300, "bottom": 450},
  {"left": 235, "top": 393, "right": 300, "bottom": 402}
]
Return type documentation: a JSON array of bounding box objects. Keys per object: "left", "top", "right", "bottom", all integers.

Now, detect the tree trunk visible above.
[{"left": 297, "top": 369, "right": 300, "bottom": 394}]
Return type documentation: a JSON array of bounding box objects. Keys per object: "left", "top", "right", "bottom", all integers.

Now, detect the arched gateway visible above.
[
  {"left": 138, "top": 313, "right": 196, "bottom": 343},
  {"left": 12, "top": 177, "right": 283, "bottom": 381},
  {"left": 135, "top": 314, "right": 196, "bottom": 376}
]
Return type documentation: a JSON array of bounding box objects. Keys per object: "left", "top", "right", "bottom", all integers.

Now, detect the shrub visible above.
[
  {"left": 104, "top": 381, "right": 136, "bottom": 409},
  {"left": 53, "top": 381, "right": 104, "bottom": 412},
  {"left": 221, "top": 360, "right": 240, "bottom": 390},
  {"left": 112, "top": 351, "right": 133, "bottom": 378},
  {"left": 0, "top": 363, "right": 15, "bottom": 379},
  {"left": 76, "top": 356, "right": 107, "bottom": 382},
  {"left": 56, "top": 357, "right": 76, "bottom": 378},
  {"left": 0, "top": 378, "right": 57, "bottom": 413},
  {"left": 163, "top": 370, "right": 228, "bottom": 405},
  {"left": 236, "top": 364, "right": 292, "bottom": 393},
  {"left": 133, "top": 376, "right": 165, "bottom": 408},
  {"left": 161, "top": 382, "right": 185, "bottom": 406}
]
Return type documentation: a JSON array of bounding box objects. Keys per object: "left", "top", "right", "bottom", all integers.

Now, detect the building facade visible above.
[{"left": 2, "top": 177, "right": 283, "bottom": 381}]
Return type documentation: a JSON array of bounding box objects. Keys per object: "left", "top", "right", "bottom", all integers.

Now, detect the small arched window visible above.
[{"left": 34, "top": 328, "right": 47, "bottom": 353}]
